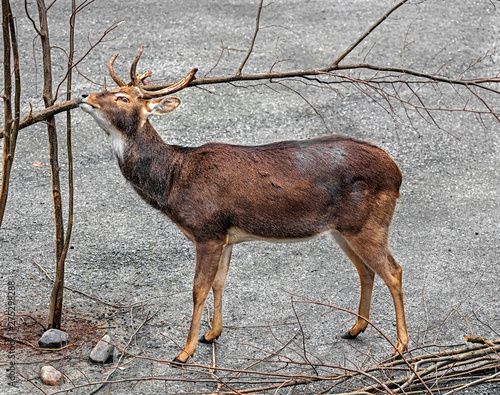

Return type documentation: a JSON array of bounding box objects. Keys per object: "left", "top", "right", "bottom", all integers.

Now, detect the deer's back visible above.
[{"left": 165, "top": 135, "right": 401, "bottom": 241}]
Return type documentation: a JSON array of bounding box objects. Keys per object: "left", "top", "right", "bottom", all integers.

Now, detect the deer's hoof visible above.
[
  {"left": 341, "top": 331, "right": 358, "bottom": 340},
  {"left": 171, "top": 357, "right": 186, "bottom": 367},
  {"left": 199, "top": 334, "right": 218, "bottom": 344}
]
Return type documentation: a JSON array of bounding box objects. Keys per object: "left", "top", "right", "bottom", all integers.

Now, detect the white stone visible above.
[
  {"left": 89, "top": 334, "right": 114, "bottom": 363},
  {"left": 40, "top": 366, "right": 63, "bottom": 386}
]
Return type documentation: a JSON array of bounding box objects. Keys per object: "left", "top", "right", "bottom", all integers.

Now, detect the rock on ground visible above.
[
  {"left": 40, "top": 366, "right": 63, "bottom": 386},
  {"left": 38, "top": 329, "right": 69, "bottom": 349},
  {"left": 89, "top": 334, "right": 114, "bottom": 364}
]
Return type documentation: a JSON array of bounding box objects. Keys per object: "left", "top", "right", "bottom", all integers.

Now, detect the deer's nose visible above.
[{"left": 76, "top": 94, "right": 88, "bottom": 104}]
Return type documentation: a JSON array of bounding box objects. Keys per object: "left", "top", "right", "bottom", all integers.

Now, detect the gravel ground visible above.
[{"left": 1, "top": 0, "right": 499, "bottom": 394}]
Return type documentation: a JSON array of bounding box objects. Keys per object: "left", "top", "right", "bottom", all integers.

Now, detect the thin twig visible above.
[
  {"left": 330, "top": 0, "right": 411, "bottom": 67},
  {"left": 32, "top": 259, "right": 130, "bottom": 308},
  {"left": 236, "top": 0, "right": 264, "bottom": 76},
  {"left": 88, "top": 310, "right": 155, "bottom": 395}
]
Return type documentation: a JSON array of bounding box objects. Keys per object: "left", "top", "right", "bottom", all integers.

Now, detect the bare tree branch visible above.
[
  {"left": 236, "top": 0, "right": 264, "bottom": 76},
  {"left": 4, "top": 0, "right": 500, "bottom": 138},
  {"left": 52, "top": 20, "right": 121, "bottom": 101},
  {"left": 6, "top": 99, "right": 78, "bottom": 132},
  {"left": 330, "top": 0, "right": 411, "bottom": 67}
]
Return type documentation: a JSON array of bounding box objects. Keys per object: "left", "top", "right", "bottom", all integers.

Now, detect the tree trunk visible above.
[
  {"left": 36, "top": 0, "right": 65, "bottom": 329},
  {"left": 0, "top": 0, "right": 20, "bottom": 229}
]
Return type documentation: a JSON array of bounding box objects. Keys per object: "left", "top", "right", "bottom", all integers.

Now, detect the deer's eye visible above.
[{"left": 117, "top": 96, "right": 129, "bottom": 103}]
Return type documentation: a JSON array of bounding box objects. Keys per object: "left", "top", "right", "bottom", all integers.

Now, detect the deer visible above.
[{"left": 77, "top": 47, "right": 408, "bottom": 364}]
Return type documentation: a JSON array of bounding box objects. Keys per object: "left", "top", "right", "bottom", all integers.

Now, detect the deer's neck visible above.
[{"left": 118, "top": 122, "right": 179, "bottom": 211}]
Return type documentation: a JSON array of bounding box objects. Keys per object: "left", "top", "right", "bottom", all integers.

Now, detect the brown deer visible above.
[{"left": 78, "top": 47, "right": 408, "bottom": 364}]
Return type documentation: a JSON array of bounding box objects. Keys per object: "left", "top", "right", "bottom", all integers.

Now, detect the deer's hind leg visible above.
[
  {"left": 332, "top": 192, "right": 408, "bottom": 354},
  {"left": 337, "top": 231, "right": 408, "bottom": 353},
  {"left": 332, "top": 231, "right": 375, "bottom": 339}
]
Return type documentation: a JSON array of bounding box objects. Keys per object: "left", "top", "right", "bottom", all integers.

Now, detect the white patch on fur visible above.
[
  {"left": 79, "top": 102, "right": 125, "bottom": 162},
  {"left": 226, "top": 226, "right": 325, "bottom": 245},
  {"left": 108, "top": 129, "right": 125, "bottom": 162}
]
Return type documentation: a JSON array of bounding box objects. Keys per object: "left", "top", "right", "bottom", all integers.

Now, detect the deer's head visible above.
[{"left": 78, "top": 46, "right": 197, "bottom": 139}]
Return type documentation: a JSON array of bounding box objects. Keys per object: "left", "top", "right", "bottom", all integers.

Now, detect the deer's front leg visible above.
[
  {"left": 200, "top": 244, "right": 233, "bottom": 344},
  {"left": 173, "top": 240, "right": 224, "bottom": 364}
]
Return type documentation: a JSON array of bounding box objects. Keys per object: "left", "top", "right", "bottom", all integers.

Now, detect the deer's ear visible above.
[{"left": 146, "top": 97, "right": 181, "bottom": 116}]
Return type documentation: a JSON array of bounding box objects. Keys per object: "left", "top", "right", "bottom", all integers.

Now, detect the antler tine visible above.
[
  {"left": 137, "top": 70, "right": 153, "bottom": 84},
  {"left": 138, "top": 68, "right": 198, "bottom": 100},
  {"left": 129, "top": 46, "right": 144, "bottom": 86},
  {"left": 108, "top": 54, "right": 127, "bottom": 87}
]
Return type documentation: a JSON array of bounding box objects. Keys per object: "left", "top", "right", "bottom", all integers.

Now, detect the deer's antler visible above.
[{"left": 107, "top": 46, "right": 197, "bottom": 99}]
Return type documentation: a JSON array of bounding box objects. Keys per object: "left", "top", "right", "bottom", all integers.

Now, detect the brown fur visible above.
[{"left": 78, "top": 81, "right": 408, "bottom": 364}]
